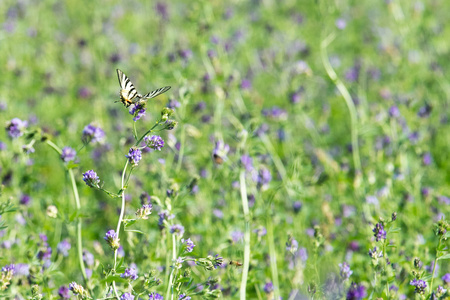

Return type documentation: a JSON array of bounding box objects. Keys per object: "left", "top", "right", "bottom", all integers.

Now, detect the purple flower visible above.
[
  {"left": 170, "top": 224, "right": 185, "bottom": 236},
  {"left": 339, "top": 262, "right": 353, "bottom": 280},
  {"left": 57, "top": 239, "right": 71, "bottom": 257},
  {"left": 149, "top": 292, "right": 164, "bottom": 300},
  {"left": 336, "top": 18, "right": 347, "bottom": 29},
  {"left": 78, "top": 87, "right": 92, "bottom": 99},
  {"left": 422, "top": 152, "right": 432, "bottom": 166},
  {"left": 104, "top": 230, "right": 120, "bottom": 250},
  {"left": 20, "top": 194, "right": 31, "bottom": 206},
  {"left": 126, "top": 147, "right": 142, "bottom": 167},
  {"left": 253, "top": 167, "right": 272, "bottom": 189},
  {"left": 58, "top": 285, "right": 71, "bottom": 299},
  {"left": 240, "top": 155, "right": 253, "bottom": 171},
  {"left": 6, "top": 118, "right": 27, "bottom": 138},
  {"left": 82, "top": 124, "right": 105, "bottom": 144},
  {"left": 14, "top": 263, "right": 29, "bottom": 276},
  {"left": 230, "top": 231, "right": 244, "bottom": 243},
  {"left": 167, "top": 99, "right": 181, "bottom": 109},
  {"left": 388, "top": 106, "right": 400, "bottom": 118},
  {"left": 0, "top": 141, "right": 6, "bottom": 151},
  {"left": 241, "top": 79, "right": 251, "bottom": 90},
  {"left": 179, "top": 294, "right": 191, "bottom": 300},
  {"left": 253, "top": 227, "right": 267, "bottom": 237},
  {"left": 410, "top": 279, "right": 427, "bottom": 294},
  {"left": 121, "top": 267, "right": 138, "bottom": 281},
  {"left": 83, "top": 250, "right": 94, "bottom": 266},
  {"left": 129, "top": 104, "right": 146, "bottom": 121},
  {"left": 69, "top": 282, "right": 86, "bottom": 296},
  {"left": 182, "top": 238, "right": 195, "bottom": 253},
  {"left": 82, "top": 170, "right": 100, "bottom": 188},
  {"left": 417, "top": 103, "right": 432, "bottom": 118},
  {"left": 136, "top": 204, "right": 153, "bottom": 220},
  {"left": 155, "top": 2, "right": 168, "bottom": 20},
  {"left": 290, "top": 91, "right": 302, "bottom": 104},
  {"left": 293, "top": 201, "right": 302, "bottom": 213},
  {"left": 346, "top": 283, "right": 366, "bottom": 300},
  {"left": 442, "top": 273, "right": 450, "bottom": 284},
  {"left": 372, "top": 222, "right": 386, "bottom": 241},
  {"left": 121, "top": 293, "right": 135, "bottom": 300},
  {"left": 212, "top": 254, "right": 223, "bottom": 268},
  {"left": 158, "top": 210, "right": 175, "bottom": 229},
  {"left": 286, "top": 238, "right": 299, "bottom": 253},
  {"left": 144, "top": 135, "right": 165, "bottom": 151},
  {"left": 263, "top": 282, "right": 274, "bottom": 293},
  {"left": 61, "top": 147, "right": 77, "bottom": 162},
  {"left": 212, "top": 141, "right": 230, "bottom": 164}
]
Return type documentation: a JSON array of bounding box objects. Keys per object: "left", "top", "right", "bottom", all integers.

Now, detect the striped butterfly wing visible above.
[
  {"left": 141, "top": 86, "right": 171, "bottom": 99},
  {"left": 117, "top": 69, "right": 138, "bottom": 106}
]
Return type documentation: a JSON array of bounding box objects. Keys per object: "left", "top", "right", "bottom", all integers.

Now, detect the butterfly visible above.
[{"left": 116, "top": 69, "right": 171, "bottom": 107}]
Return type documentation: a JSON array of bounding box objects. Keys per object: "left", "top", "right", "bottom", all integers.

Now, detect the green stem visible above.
[
  {"left": 320, "top": 33, "right": 361, "bottom": 175},
  {"left": 429, "top": 238, "right": 442, "bottom": 294},
  {"left": 239, "top": 170, "right": 250, "bottom": 300},
  {"left": 175, "top": 124, "right": 186, "bottom": 173},
  {"left": 165, "top": 234, "right": 177, "bottom": 300},
  {"left": 45, "top": 140, "right": 88, "bottom": 284},
  {"left": 266, "top": 216, "right": 280, "bottom": 300},
  {"left": 382, "top": 242, "right": 389, "bottom": 298}
]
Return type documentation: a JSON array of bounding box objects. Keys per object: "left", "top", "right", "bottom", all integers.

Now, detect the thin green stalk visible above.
[
  {"left": 239, "top": 170, "right": 250, "bottom": 300},
  {"left": 320, "top": 33, "right": 361, "bottom": 175},
  {"left": 429, "top": 238, "right": 442, "bottom": 294},
  {"left": 176, "top": 124, "right": 186, "bottom": 172},
  {"left": 266, "top": 216, "right": 280, "bottom": 300},
  {"left": 165, "top": 234, "right": 177, "bottom": 300},
  {"left": 45, "top": 140, "right": 88, "bottom": 283},
  {"left": 382, "top": 241, "right": 389, "bottom": 298}
]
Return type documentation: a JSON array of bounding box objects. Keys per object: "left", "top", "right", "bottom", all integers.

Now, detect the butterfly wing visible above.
[
  {"left": 117, "top": 69, "right": 138, "bottom": 106},
  {"left": 141, "top": 86, "right": 171, "bottom": 99}
]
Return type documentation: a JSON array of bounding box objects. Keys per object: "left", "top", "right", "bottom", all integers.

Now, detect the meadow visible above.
[{"left": 0, "top": 0, "right": 449, "bottom": 299}]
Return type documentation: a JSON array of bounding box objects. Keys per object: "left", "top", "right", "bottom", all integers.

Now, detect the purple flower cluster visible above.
[
  {"left": 121, "top": 267, "right": 138, "bottom": 281},
  {"left": 136, "top": 204, "right": 152, "bottom": 220},
  {"left": 170, "top": 224, "right": 185, "bottom": 236},
  {"left": 212, "top": 141, "right": 230, "bottom": 164},
  {"left": 339, "top": 262, "right": 353, "bottom": 280},
  {"left": 253, "top": 167, "right": 272, "bottom": 189},
  {"left": 346, "top": 283, "right": 366, "bottom": 300},
  {"left": 6, "top": 118, "right": 27, "bottom": 138},
  {"left": 410, "top": 279, "right": 427, "bottom": 294},
  {"left": 182, "top": 238, "right": 195, "bottom": 253},
  {"left": 129, "top": 104, "right": 146, "bottom": 121},
  {"left": 58, "top": 286, "right": 70, "bottom": 299},
  {"left": 179, "top": 294, "right": 191, "bottom": 300},
  {"left": 261, "top": 106, "right": 288, "bottom": 120},
  {"left": 61, "top": 146, "right": 76, "bottom": 162},
  {"left": 57, "top": 239, "right": 71, "bottom": 257},
  {"left": 104, "top": 230, "right": 120, "bottom": 250},
  {"left": 82, "top": 170, "right": 100, "bottom": 188},
  {"left": 263, "top": 282, "right": 274, "bottom": 293},
  {"left": 149, "top": 292, "right": 164, "bottom": 300},
  {"left": 144, "top": 135, "right": 165, "bottom": 151},
  {"left": 372, "top": 222, "right": 386, "bottom": 241},
  {"left": 121, "top": 293, "right": 135, "bottom": 300},
  {"left": 126, "top": 147, "right": 142, "bottom": 166},
  {"left": 82, "top": 124, "right": 105, "bottom": 144}
]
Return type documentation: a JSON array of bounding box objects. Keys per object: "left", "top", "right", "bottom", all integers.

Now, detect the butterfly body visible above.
[{"left": 116, "top": 69, "right": 171, "bottom": 107}]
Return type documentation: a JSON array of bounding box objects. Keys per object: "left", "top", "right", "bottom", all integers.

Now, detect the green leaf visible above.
[
  {"left": 387, "top": 227, "right": 401, "bottom": 234},
  {"left": 437, "top": 253, "right": 450, "bottom": 261}
]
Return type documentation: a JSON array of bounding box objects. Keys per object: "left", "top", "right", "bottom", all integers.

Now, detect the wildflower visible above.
[
  {"left": 129, "top": 104, "right": 146, "bottom": 121},
  {"left": 174, "top": 257, "right": 184, "bottom": 269},
  {"left": 164, "top": 119, "right": 178, "bottom": 130},
  {"left": 14, "top": 264, "right": 29, "bottom": 277},
  {"left": 121, "top": 268, "right": 138, "bottom": 281},
  {"left": 181, "top": 238, "right": 195, "bottom": 253},
  {"left": 126, "top": 147, "right": 142, "bottom": 167},
  {"left": 158, "top": 210, "right": 175, "bottom": 229},
  {"left": 82, "top": 170, "right": 100, "bottom": 188},
  {"left": 263, "top": 282, "right": 274, "bottom": 293},
  {"left": 22, "top": 143, "right": 35, "bottom": 154},
  {"left": 69, "top": 282, "right": 87, "bottom": 297},
  {"left": 136, "top": 204, "right": 152, "bottom": 219},
  {"left": 1, "top": 264, "right": 14, "bottom": 290},
  {"left": 61, "top": 147, "right": 77, "bottom": 162},
  {"left": 78, "top": 87, "right": 92, "bottom": 99},
  {"left": 149, "top": 292, "right": 164, "bottom": 300},
  {"left": 410, "top": 279, "right": 427, "bottom": 294},
  {"left": 57, "top": 239, "right": 71, "bottom": 257},
  {"left": 170, "top": 224, "right": 185, "bottom": 236},
  {"left": 346, "top": 282, "right": 366, "bottom": 300},
  {"left": 417, "top": 103, "right": 432, "bottom": 118},
  {"left": 179, "top": 294, "right": 191, "bottom": 300},
  {"left": 240, "top": 154, "right": 253, "bottom": 171},
  {"left": 20, "top": 194, "right": 31, "bottom": 206},
  {"left": 286, "top": 237, "right": 299, "bottom": 254},
  {"left": 58, "top": 286, "right": 71, "bottom": 299},
  {"left": 253, "top": 227, "right": 267, "bottom": 237},
  {"left": 442, "top": 273, "right": 450, "bottom": 285},
  {"left": 144, "top": 135, "right": 165, "bottom": 151},
  {"left": 6, "top": 118, "right": 27, "bottom": 138},
  {"left": 435, "top": 286, "right": 447, "bottom": 297},
  {"left": 46, "top": 205, "right": 58, "bottom": 218},
  {"left": 167, "top": 98, "right": 181, "bottom": 109},
  {"left": 241, "top": 79, "right": 251, "bottom": 90},
  {"left": 230, "top": 231, "right": 244, "bottom": 243},
  {"left": 82, "top": 124, "right": 105, "bottom": 144},
  {"left": 293, "top": 201, "right": 302, "bottom": 213},
  {"left": 212, "top": 141, "right": 229, "bottom": 164},
  {"left": 388, "top": 106, "right": 400, "bottom": 118},
  {"left": 83, "top": 250, "right": 94, "bottom": 267},
  {"left": 339, "top": 262, "right": 353, "bottom": 280},
  {"left": 423, "top": 152, "right": 432, "bottom": 166},
  {"left": 253, "top": 167, "right": 272, "bottom": 189},
  {"left": 336, "top": 18, "right": 347, "bottom": 29},
  {"left": 104, "top": 230, "right": 120, "bottom": 250},
  {"left": 372, "top": 222, "right": 386, "bottom": 241},
  {"left": 121, "top": 293, "right": 135, "bottom": 300}
]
